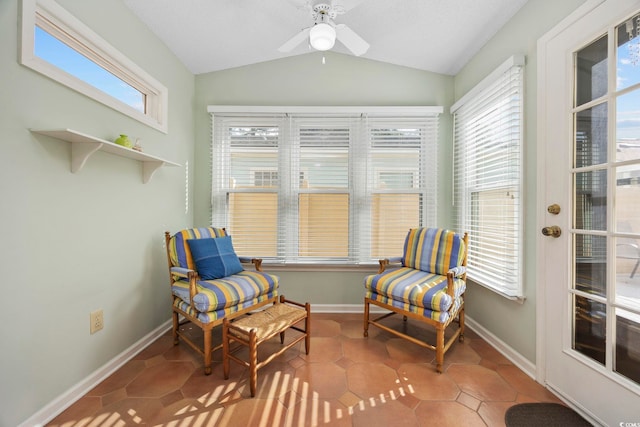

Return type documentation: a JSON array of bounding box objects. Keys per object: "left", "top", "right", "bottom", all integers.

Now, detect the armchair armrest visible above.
[
  {"left": 447, "top": 266, "right": 467, "bottom": 278},
  {"left": 170, "top": 266, "right": 195, "bottom": 279},
  {"left": 445, "top": 266, "right": 467, "bottom": 303},
  {"left": 239, "top": 257, "right": 264, "bottom": 271},
  {"left": 378, "top": 256, "right": 403, "bottom": 273},
  {"left": 169, "top": 266, "right": 199, "bottom": 310}
]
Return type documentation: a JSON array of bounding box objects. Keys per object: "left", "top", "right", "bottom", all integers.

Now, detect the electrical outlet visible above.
[{"left": 90, "top": 309, "right": 103, "bottom": 334}]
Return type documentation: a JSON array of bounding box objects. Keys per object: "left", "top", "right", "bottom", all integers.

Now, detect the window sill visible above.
[
  {"left": 468, "top": 278, "right": 526, "bottom": 303},
  {"left": 260, "top": 263, "right": 380, "bottom": 273}
]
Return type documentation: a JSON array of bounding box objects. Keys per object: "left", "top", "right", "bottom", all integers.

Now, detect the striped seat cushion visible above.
[
  {"left": 173, "top": 290, "right": 278, "bottom": 323},
  {"left": 403, "top": 228, "right": 465, "bottom": 275},
  {"left": 171, "top": 270, "right": 279, "bottom": 313},
  {"left": 365, "top": 289, "right": 464, "bottom": 323},
  {"left": 168, "top": 227, "right": 228, "bottom": 270},
  {"left": 364, "top": 267, "right": 466, "bottom": 312}
]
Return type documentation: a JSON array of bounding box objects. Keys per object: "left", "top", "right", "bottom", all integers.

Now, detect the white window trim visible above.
[
  {"left": 19, "top": 0, "right": 168, "bottom": 133},
  {"left": 207, "top": 105, "right": 443, "bottom": 116},
  {"left": 451, "top": 55, "right": 525, "bottom": 111}
]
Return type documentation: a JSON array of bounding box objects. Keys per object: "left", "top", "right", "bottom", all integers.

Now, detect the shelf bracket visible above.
[
  {"left": 31, "top": 128, "right": 180, "bottom": 183},
  {"left": 71, "top": 141, "right": 102, "bottom": 173},
  {"left": 142, "top": 161, "right": 165, "bottom": 184}
]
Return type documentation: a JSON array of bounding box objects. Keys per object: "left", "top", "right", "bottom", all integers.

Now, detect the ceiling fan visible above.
[{"left": 278, "top": 0, "right": 370, "bottom": 56}]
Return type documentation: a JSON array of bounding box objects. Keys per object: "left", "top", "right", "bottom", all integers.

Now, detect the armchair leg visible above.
[
  {"left": 222, "top": 319, "right": 230, "bottom": 380},
  {"left": 203, "top": 329, "right": 212, "bottom": 375},
  {"left": 172, "top": 311, "right": 179, "bottom": 345},
  {"left": 363, "top": 298, "right": 370, "bottom": 338},
  {"left": 631, "top": 259, "right": 639, "bottom": 279},
  {"left": 459, "top": 306, "right": 465, "bottom": 343},
  {"left": 304, "top": 302, "right": 311, "bottom": 355},
  {"left": 436, "top": 327, "right": 445, "bottom": 373}
]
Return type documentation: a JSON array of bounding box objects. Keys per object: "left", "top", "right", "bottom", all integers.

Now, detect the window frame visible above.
[
  {"left": 19, "top": 0, "right": 168, "bottom": 133},
  {"left": 451, "top": 54, "right": 525, "bottom": 299},
  {"left": 209, "top": 105, "right": 442, "bottom": 266},
  {"left": 375, "top": 169, "right": 418, "bottom": 189}
]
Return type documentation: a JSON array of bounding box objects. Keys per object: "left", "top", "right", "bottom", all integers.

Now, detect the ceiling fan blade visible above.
[
  {"left": 335, "top": 24, "right": 369, "bottom": 56},
  {"left": 331, "top": 0, "right": 366, "bottom": 14},
  {"left": 278, "top": 27, "right": 311, "bottom": 53},
  {"left": 284, "top": 0, "right": 313, "bottom": 13}
]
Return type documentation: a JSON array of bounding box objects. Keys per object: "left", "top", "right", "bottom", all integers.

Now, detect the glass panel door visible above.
[
  {"left": 572, "top": 12, "right": 640, "bottom": 385},
  {"left": 614, "top": 12, "right": 640, "bottom": 384}
]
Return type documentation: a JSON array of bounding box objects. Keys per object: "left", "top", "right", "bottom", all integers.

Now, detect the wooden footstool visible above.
[{"left": 222, "top": 296, "right": 310, "bottom": 396}]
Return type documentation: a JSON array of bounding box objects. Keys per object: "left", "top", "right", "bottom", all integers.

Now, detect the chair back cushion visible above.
[
  {"left": 168, "top": 227, "right": 228, "bottom": 270},
  {"left": 402, "top": 228, "right": 465, "bottom": 275}
]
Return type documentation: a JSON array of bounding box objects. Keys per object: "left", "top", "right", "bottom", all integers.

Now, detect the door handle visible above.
[
  {"left": 547, "top": 204, "right": 561, "bottom": 215},
  {"left": 542, "top": 226, "right": 561, "bottom": 238}
]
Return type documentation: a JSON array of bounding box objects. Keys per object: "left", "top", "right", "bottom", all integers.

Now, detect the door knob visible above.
[
  {"left": 547, "top": 204, "right": 561, "bottom": 214},
  {"left": 542, "top": 226, "right": 561, "bottom": 238}
]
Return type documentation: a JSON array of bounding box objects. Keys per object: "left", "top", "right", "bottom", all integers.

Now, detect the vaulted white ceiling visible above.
[{"left": 123, "top": 0, "right": 529, "bottom": 76}]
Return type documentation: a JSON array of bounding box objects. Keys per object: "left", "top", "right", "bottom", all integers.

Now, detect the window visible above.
[
  {"left": 252, "top": 170, "right": 279, "bottom": 187},
  {"left": 451, "top": 55, "right": 525, "bottom": 298},
  {"left": 20, "top": 0, "right": 168, "bottom": 132},
  {"left": 210, "top": 107, "right": 441, "bottom": 264}
]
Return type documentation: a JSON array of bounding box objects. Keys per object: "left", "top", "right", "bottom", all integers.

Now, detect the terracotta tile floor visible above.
[{"left": 47, "top": 313, "right": 561, "bottom": 426}]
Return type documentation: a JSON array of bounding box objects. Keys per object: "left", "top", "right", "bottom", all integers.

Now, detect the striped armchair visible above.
[
  {"left": 364, "top": 228, "right": 468, "bottom": 373},
  {"left": 165, "top": 227, "right": 279, "bottom": 374}
]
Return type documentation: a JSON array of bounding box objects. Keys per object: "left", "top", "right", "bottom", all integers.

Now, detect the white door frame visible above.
[
  {"left": 537, "top": 0, "right": 640, "bottom": 424},
  {"left": 536, "top": 0, "right": 606, "bottom": 387}
]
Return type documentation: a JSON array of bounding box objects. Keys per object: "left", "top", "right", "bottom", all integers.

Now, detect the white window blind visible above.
[
  {"left": 212, "top": 116, "right": 281, "bottom": 257},
  {"left": 210, "top": 107, "right": 441, "bottom": 264},
  {"left": 451, "top": 55, "right": 524, "bottom": 298},
  {"left": 368, "top": 117, "right": 439, "bottom": 258}
]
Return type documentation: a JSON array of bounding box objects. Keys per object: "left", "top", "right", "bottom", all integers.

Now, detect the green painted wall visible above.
[
  {"left": 0, "top": 1, "right": 194, "bottom": 425},
  {"left": 453, "top": 0, "right": 587, "bottom": 362}
]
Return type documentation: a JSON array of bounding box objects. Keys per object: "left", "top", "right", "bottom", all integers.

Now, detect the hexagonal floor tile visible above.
[
  {"left": 446, "top": 364, "right": 517, "bottom": 402},
  {"left": 125, "top": 360, "right": 195, "bottom": 397}
]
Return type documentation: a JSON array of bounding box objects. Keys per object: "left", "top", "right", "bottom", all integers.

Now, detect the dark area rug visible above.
[{"left": 505, "top": 403, "right": 593, "bottom": 426}]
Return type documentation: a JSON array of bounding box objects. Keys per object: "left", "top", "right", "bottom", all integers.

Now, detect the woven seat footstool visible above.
[{"left": 222, "top": 296, "right": 310, "bottom": 396}]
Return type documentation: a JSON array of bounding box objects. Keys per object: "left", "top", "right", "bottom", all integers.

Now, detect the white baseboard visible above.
[
  {"left": 22, "top": 305, "right": 539, "bottom": 426},
  {"left": 19, "top": 320, "right": 172, "bottom": 427},
  {"left": 310, "top": 303, "right": 385, "bottom": 313},
  {"left": 464, "top": 316, "right": 537, "bottom": 379}
]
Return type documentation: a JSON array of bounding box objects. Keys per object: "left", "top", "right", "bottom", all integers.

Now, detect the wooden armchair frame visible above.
[
  {"left": 164, "top": 230, "right": 277, "bottom": 375},
  {"left": 364, "top": 232, "right": 469, "bottom": 373}
]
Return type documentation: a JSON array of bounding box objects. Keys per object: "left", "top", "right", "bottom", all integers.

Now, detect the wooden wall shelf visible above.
[{"left": 31, "top": 128, "right": 180, "bottom": 183}]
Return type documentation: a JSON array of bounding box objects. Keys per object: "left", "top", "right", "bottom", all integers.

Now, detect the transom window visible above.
[{"left": 20, "top": 0, "right": 168, "bottom": 132}]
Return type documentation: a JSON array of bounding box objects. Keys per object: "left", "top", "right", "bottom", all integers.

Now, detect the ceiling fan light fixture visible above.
[{"left": 309, "top": 23, "right": 336, "bottom": 51}]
